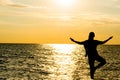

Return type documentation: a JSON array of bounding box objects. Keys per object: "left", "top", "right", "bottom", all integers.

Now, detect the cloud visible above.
[
  {"left": 88, "top": 18, "right": 120, "bottom": 26},
  {"left": 70, "top": 12, "right": 120, "bottom": 26},
  {"left": 0, "top": 0, "right": 27, "bottom": 7},
  {"left": 114, "top": 5, "right": 120, "bottom": 9},
  {"left": 112, "top": 0, "right": 119, "bottom": 2},
  {"left": 0, "top": 0, "right": 13, "bottom": 5},
  {"left": 0, "top": 0, "right": 48, "bottom": 9},
  {"left": 8, "top": 4, "right": 27, "bottom": 7}
]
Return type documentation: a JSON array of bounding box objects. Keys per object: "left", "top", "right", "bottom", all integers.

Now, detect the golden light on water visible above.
[
  {"left": 49, "top": 44, "right": 76, "bottom": 80},
  {"left": 50, "top": 44, "right": 76, "bottom": 54}
]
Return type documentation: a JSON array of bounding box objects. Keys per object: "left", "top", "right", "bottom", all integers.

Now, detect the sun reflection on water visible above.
[
  {"left": 48, "top": 44, "right": 77, "bottom": 80},
  {"left": 50, "top": 44, "right": 76, "bottom": 54}
]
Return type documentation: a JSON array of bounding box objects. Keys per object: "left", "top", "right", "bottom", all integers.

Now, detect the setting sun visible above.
[{"left": 55, "top": 0, "right": 75, "bottom": 7}]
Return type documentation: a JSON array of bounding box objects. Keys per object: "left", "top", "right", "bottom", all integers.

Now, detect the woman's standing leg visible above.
[{"left": 88, "top": 59, "right": 96, "bottom": 79}]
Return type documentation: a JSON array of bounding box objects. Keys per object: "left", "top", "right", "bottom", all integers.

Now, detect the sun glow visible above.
[
  {"left": 50, "top": 44, "right": 76, "bottom": 54},
  {"left": 55, "top": 0, "right": 75, "bottom": 7}
]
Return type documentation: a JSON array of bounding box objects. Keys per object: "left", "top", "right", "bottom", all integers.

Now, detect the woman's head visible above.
[{"left": 89, "top": 32, "right": 95, "bottom": 40}]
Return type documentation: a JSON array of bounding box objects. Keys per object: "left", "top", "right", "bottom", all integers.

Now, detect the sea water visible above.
[{"left": 0, "top": 44, "right": 120, "bottom": 80}]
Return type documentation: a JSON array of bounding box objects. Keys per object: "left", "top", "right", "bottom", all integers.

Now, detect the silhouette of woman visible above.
[{"left": 70, "top": 32, "right": 113, "bottom": 79}]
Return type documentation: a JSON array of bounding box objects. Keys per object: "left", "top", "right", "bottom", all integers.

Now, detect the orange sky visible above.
[{"left": 0, "top": 0, "right": 120, "bottom": 44}]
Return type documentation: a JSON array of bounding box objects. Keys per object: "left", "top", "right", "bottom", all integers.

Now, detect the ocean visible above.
[{"left": 0, "top": 44, "right": 120, "bottom": 80}]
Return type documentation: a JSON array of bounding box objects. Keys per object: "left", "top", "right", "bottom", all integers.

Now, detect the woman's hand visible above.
[
  {"left": 109, "top": 36, "right": 113, "bottom": 40},
  {"left": 70, "top": 38, "right": 74, "bottom": 41}
]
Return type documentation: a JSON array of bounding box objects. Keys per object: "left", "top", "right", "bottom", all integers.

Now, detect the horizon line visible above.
[{"left": 0, "top": 43, "right": 119, "bottom": 45}]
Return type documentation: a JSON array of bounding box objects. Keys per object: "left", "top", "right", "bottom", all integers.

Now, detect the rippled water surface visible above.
[{"left": 0, "top": 44, "right": 120, "bottom": 80}]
